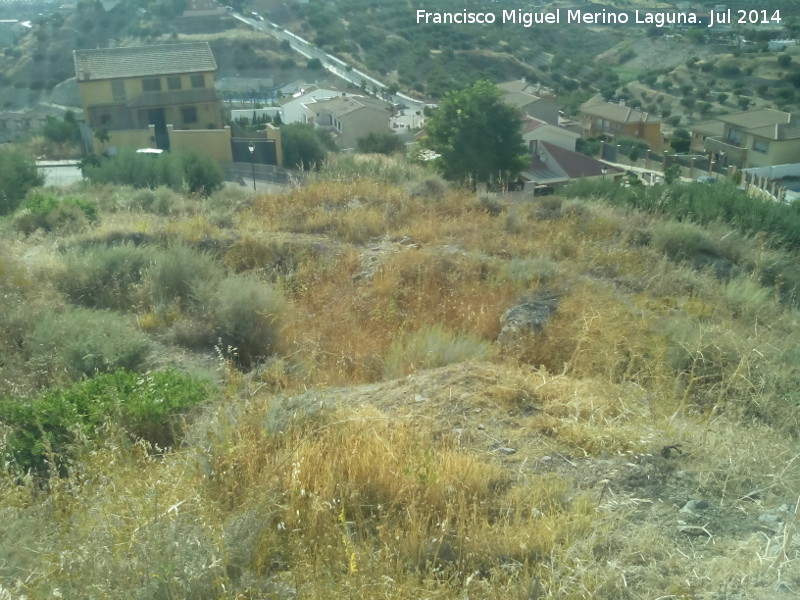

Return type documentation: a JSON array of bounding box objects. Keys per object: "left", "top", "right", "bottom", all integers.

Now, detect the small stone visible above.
[
  {"left": 497, "top": 447, "right": 517, "bottom": 456},
  {"left": 540, "top": 455, "right": 552, "bottom": 462},
  {"left": 473, "top": 408, "right": 482, "bottom": 413},
  {"left": 477, "top": 423, "right": 486, "bottom": 430},
  {"left": 759, "top": 514, "right": 782, "bottom": 524},
  {"left": 682, "top": 499, "right": 710, "bottom": 512},
  {"left": 414, "top": 394, "right": 426, "bottom": 403}
]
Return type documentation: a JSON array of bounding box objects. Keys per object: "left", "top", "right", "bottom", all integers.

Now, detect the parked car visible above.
[{"left": 250, "top": 11, "right": 264, "bottom": 21}]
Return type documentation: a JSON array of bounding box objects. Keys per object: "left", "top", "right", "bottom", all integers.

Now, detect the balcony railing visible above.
[{"left": 703, "top": 137, "right": 747, "bottom": 165}]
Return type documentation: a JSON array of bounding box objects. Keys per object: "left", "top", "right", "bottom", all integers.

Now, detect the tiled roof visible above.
[
  {"left": 541, "top": 141, "right": 622, "bottom": 179},
  {"left": 716, "top": 108, "right": 792, "bottom": 129},
  {"left": 701, "top": 109, "right": 800, "bottom": 141},
  {"left": 74, "top": 43, "right": 217, "bottom": 82},
  {"left": 749, "top": 120, "right": 800, "bottom": 141},
  {"left": 580, "top": 100, "right": 660, "bottom": 124},
  {"left": 522, "top": 116, "right": 547, "bottom": 133},
  {"left": 309, "top": 95, "right": 390, "bottom": 117},
  {"left": 689, "top": 119, "right": 725, "bottom": 136},
  {"left": 502, "top": 91, "right": 546, "bottom": 110}
]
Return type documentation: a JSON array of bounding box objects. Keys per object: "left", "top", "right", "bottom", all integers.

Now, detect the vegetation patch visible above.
[{"left": 0, "top": 369, "right": 214, "bottom": 476}]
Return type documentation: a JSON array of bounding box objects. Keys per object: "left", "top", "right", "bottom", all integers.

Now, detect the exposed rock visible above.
[{"left": 498, "top": 288, "right": 559, "bottom": 344}]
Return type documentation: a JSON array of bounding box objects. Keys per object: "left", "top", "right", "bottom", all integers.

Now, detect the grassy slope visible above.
[{"left": 1, "top": 156, "right": 799, "bottom": 599}]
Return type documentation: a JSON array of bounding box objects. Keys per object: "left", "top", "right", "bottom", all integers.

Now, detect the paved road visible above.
[{"left": 232, "top": 12, "right": 432, "bottom": 121}]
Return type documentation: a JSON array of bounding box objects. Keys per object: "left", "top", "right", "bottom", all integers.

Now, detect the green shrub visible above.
[
  {"left": 29, "top": 308, "right": 150, "bottom": 380},
  {"left": 146, "top": 244, "right": 224, "bottom": 310},
  {"left": 55, "top": 244, "right": 156, "bottom": 310},
  {"left": 13, "top": 191, "right": 97, "bottom": 234},
  {"left": 503, "top": 256, "right": 560, "bottom": 285},
  {"left": 0, "top": 146, "right": 44, "bottom": 215},
  {"left": 383, "top": 325, "right": 495, "bottom": 378},
  {"left": 180, "top": 150, "right": 224, "bottom": 196},
  {"left": 0, "top": 369, "right": 213, "bottom": 475},
  {"left": 82, "top": 148, "right": 184, "bottom": 190},
  {"left": 209, "top": 275, "right": 286, "bottom": 368},
  {"left": 565, "top": 178, "right": 800, "bottom": 253},
  {"left": 356, "top": 132, "right": 405, "bottom": 155},
  {"left": 169, "top": 274, "right": 286, "bottom": 368}
]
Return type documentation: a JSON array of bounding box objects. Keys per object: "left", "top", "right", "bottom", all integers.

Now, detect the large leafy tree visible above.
[{"left": 422, "top": 80, "right": 528, "bottom": 185}]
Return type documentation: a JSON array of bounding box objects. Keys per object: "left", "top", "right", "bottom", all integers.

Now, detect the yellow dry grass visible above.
[{"left": 2, "top": 171, "right": 800, "bottom": 599}]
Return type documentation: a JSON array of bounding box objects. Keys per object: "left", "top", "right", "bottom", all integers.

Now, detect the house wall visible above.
[
  {"left": 265, "top": 123, "right": 283, "bottom": 167},
  {"left": 337, "top": 108, "right": 391, "bottom": 149},
  {"left": 745, "top": 137, "right": 800, "bottom": 168},
  {"left": 78, "top": 71, "right": 221, "bottom": 130},
  {"left": 105, "top": 127, "right": 155, "bottom": 154},
  {"left": 581, "top": 113, "right": 662, "bottom": 150},
  {"left": 524, "top": 125, "right": 579, "bottom": 152},
  {"left": 167, "top": 125, "right": 233, "bottom": 163},
  {"left": 78, "top": 72, "right": 214, "bottom": 106},
  {"left": 282, "top": 90, "right": 341, "bottom": 123}
]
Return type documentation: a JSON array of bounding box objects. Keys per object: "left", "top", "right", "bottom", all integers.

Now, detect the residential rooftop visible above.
[
  {"left": 717, "top": 108, "right": 800, "bottom": 140},
  {"left": 580, "top": 99, "right": 660, "bottom": 124},
  {"left": 73, "top": 42, "right": 217, "bottom": 82}
]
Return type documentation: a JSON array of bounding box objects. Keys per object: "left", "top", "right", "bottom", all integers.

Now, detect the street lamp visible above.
[{"left": 248, "top": 141, "right": 256, "bottom": 191}]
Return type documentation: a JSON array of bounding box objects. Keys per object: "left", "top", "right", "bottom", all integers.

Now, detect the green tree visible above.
[
  {"left": 422, "top": 80, "right": 527, "bottom": 186},
  {"left": 0, "top": 147, "right": 44, "bottom": 215},
  {"left": 671, "top": 129, "right": 691, "bottom": 153},
  {"left": 280, "top": 123, "right": 329, "bottom": 170}
]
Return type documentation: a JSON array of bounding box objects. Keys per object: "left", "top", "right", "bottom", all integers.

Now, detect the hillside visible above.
[
  {"left": 0, "top": 157, "right": 800, "bottom": 600},
  {"left": 1, "top": 155, "right": 800, "bottom": 599}
]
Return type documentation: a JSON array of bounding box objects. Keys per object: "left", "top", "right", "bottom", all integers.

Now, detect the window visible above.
[
  {"left": 111, "top": 80, "right": 126, "bottom": 101},
  {"left": 725, "top": 128, "right": 743, "bottom": 146},
  {"left": 528, "top": 140, "right": 538, "bottom": 155},
  {"left": 167, "top": 76, "right": 182, "bottom": 90},
  {"left": 181, "top": 106, "right": 198, "bottom": 124},
  {"left": 142, "top": 78, "right": 161, "bottom": 92},
  {"left": 753, "top": 139, "right": 769, "bottom": 154},
  {"left": 191, "top": 74, "right": 205, "bottom": 89}
]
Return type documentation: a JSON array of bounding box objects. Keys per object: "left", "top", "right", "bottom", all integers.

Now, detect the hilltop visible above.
[{"left": 1, "top": 154, "right": 799, "bottom": 598}]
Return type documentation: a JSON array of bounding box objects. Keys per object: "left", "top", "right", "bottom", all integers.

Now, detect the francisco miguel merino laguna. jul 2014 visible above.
[{"left": 415, "top": 8, "right": 783, "bottom": 28}]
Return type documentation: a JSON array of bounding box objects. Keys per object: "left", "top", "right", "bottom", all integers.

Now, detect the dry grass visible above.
[{"left": 2, "top": 173, "right": 800, "bottom": 599}]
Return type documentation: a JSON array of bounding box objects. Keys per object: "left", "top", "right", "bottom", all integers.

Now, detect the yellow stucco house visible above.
[
  {"left": 579, "top": 98, "right": 663, "bottom": 151},
  {"left": 699, "top": 109, "right": 800, "bottom": 170},
  {"left": 73, "top": 42, "right": 236, "bottom": 163}
]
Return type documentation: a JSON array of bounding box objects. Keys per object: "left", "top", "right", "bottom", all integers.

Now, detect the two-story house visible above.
[
  {"left": 519, "top": 116, "right": 621, "bottom": 189},
  {"left": 697, "top": 109, "right": 800, "bottom": 169},
  {"left": 73, "top": 42, "right": 228, "bottom": 157},
  {"left": 579, "top": 98, "right": 662, "bottom": 150},
  {"left": 300, "top": 94, "right": 392, "bottom": 149},
  {"left": 497, "top": 80, "right": 560, "bottom": 125}
]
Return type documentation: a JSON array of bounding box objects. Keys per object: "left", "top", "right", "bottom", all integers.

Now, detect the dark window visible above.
[
  {"left": 111, "top": 80, "right": 126, "bottom": 101},
  {"left": 100, "top": 114, "right": 112, "bottom": 126},
  {"left": 753, "top": 139, "right": 769, "bottom": 154},
  {"left": 181, "top": 106, "right": 198, "bottom": 124},
  {"left": 142, "top": 78, "right": 161, "bottom": 92},
  {"left": 167, "top": 76, "right": 182, "bottom": 90},
  {"left": 191, "top": 74, "right": 205, "bottom": 89}
]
